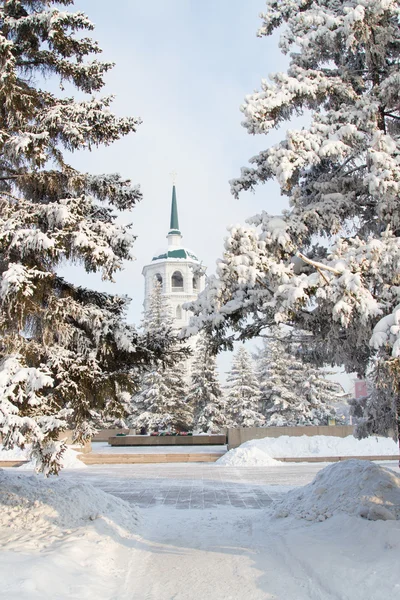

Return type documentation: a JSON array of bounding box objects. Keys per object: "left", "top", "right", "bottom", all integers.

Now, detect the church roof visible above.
[
  {"left": 169, "top": 185, "right": 180, "bottom": 235},
  {"left": 149, "top": 183, "right": 200, "bottom": 263},
  {"left": 152, "top": 247, "right": 199, "bottom": 262}
]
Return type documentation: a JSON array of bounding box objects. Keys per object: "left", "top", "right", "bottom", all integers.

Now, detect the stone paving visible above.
[
  {"left": 108, "top": 478, "right": 274, "bottom": 509},
  {"left": 64, "top": 463, "right": 326, "bottom": 509},
  {"left": 66, "top": 461, "right": 400, "bottom": 509}
]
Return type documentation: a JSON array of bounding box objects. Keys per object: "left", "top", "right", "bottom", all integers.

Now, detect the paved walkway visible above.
[
  {"left": 65, "top": 461, "right": 399, "bottom": 509},
  {"left": 64, "top": 463, "right": 330, "bottom": 509}
]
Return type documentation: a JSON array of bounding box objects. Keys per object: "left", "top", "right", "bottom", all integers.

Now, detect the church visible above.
[{"left": 142, "top": 184, "right": 205, "bottom": 330}]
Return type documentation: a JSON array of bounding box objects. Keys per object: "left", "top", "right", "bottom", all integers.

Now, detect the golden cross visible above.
[{"left": 170, "top": 170, "right": 178, "bottom": 185}]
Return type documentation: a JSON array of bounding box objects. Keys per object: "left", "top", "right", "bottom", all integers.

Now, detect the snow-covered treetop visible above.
[
  {"left": 141, "top": 280, "right": 174, "bottom": 335},
  {"left": 184, "top": 0, "right": 400, "bottom": 375},
  {"left": 0, "top": 0, "right": 141, "bottom": 212}
]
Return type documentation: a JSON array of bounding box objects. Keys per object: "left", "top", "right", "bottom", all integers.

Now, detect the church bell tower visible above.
[{"left": 142, "top": 185, "right": 205, "bottom": 329}]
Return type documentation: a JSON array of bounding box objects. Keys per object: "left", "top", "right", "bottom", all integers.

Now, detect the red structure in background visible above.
[{"left": 354, "top": 380, "right": 368, "bottom": 398}]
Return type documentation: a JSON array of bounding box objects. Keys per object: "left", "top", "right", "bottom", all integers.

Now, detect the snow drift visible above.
[
  {"left": 0, "top": 444, "right": 87, "bottom": 470},
  {"left": 216, "top": 434, "right": 398, "bottom": 466},
  {"left": 217, "top": 445, "right": 279, "bottom": 466},
  {"left": 272, "top": 460, "right": 400, "bottom": 522},
  {"left": 0, "top": 470, "right": 138, "bottom": 532},
  {"left": 254, "top": 434, "right": 398, "bottom": 457},
  {"left": 0, "top": 471, "right": 139, "bottom": 599}
]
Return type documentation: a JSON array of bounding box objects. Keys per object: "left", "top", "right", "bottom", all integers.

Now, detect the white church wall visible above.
[{"left": 143, "top": 260, "right": 204, "bottom": 329}]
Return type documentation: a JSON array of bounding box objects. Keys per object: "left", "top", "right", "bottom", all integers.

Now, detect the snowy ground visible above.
[
  {"left": 1, "top": 460, "right": 399, "bottom": 600},
  {"left": 91, "top": 441, "right": 227, "bottom": 454},
  {"left": 118, "top": 504, "right": 400, "bottom": 600}
]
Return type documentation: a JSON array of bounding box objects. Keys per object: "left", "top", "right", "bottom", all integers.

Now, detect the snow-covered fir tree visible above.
[
  {"left": 256, "top": 338, "right": 340, "bottom": 426},
  {"left": 0, "top": 1, "right": 186, "bottom": 473},
  {"left": 350, "top": 363, "right": 398, "bottom": 440},
  {"left": 100, "top": 390, "right": 133, "bottom": 430},
  {"left": 131, "top": 366, "right": 191, "bottom": 432},
  {"left": 185, "top": 0, "right": 400, "bottom": 443},
  {"left": 225, "top": 346, "right": 264, "bottom": 427},
  {"left": 131, "top": 281, "right": 192, "bottom": 432},
  {"left": 186, "top": 335, "right": 226, "bottom": 433}
]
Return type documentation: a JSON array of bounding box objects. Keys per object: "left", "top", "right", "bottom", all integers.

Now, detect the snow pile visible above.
[
  {"left": 59, "top": 446, "right": 88, "bottom": 469},
  {"left": 0, "top": 470, "right": 138, "bottom": 532},
  {"left": 20, "top": 446, "right": 87, "bottom": 470},
  {"left": 0, "top": 445, "right": 27, "bottom": 461},
  {"left": 273, "top": 460, "right": 400, "bottom": 522},
  {"left": 261, "top": 434, "right": 398, "bottom": 457},
  {"left": 0, "top": 444, "right": 87, "bottom": 469},
  {"left": 217, "top": 445, "right": 279, "bottom": 466},
  {"left": 216, "top": 434, "right": 398, "bottom": 466}
]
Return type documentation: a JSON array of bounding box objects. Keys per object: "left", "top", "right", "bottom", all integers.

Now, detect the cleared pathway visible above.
[
  {"left": 60, "top": 461, "right": 399, "bottom": 600},
  {"left": 63, "top": 462, "right": 340, "bottom": 509}
]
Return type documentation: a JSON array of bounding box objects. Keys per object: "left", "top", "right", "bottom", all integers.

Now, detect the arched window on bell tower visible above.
[
  {"left": 155, "top": 273, "right": 163, "bottom": 286},
  {"left": 171, "top": 270, "right": 183, "bottom": 290}
]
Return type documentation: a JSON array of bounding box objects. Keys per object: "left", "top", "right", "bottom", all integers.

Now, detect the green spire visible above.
[{"left": 169, "top": 185, "right": 181, "bottom": 234}]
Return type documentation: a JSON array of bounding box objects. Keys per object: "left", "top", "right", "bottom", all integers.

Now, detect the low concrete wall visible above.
[
  {"left": 79, "top": 452, "right": 225, "bottom": 465},
  {"left": 227, "top": 425, "right": 354, "bottom": 449},
  {"left": 1, "top": 430, "right": 91, "bottom": 453},
  {"left": 109, "top": 434, "right": 227, "bottom": 447},
  {"left": 275, "top": 455, "right": 399, "bottom": 463},
  {"left": 58, "top": 430, "right": 91, "bottom": 453},
  {"left": 92, "top": 428, "right": 130, "bottom": 442}
]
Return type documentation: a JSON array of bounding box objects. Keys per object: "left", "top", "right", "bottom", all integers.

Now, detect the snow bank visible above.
[
  {"left": 0, "top": 444, "right": 87, "bottom": 469},
  {"left": 19, "top": 446, "right": 87, "bottom": 470},
  {"left": 216, "top": 434, "right": 398, "bottom": 466},
  {"left": 59, "top": 446, "right": 88, "bottom": 469},
  {"left": 273, "top": 460, "right": 400, "bottom": 522},
  {"left": 217, "top": 445, "right": 279, "bottom": 466},
  {"left": 0, "top": 470, "right": 138, "bottom": 532},
  {"left": 0, "top": 445, "right": 27, "bottom": 460},
  {"left": 252, "top": 434, "right": 398, "bottom": 457},
  {"left": 0, "top": 471, "right": 139, "bottom": 598}
]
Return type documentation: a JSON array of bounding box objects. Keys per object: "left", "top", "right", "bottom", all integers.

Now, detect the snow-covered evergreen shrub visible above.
[
  {"left": 350, "top": 363, "right": 398, "bottom": 440},
  {"left": 187, "top": 335, "right": 226, "bottom": 433},
  {"left": 130, "top": 282, "right": 192, "bottom": 432},
  {"left": 256, "top": 338, "right": 340, "bottom": 426},
  {"left": 225, "top": 347, "right": 264, "bottom": 427}
]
